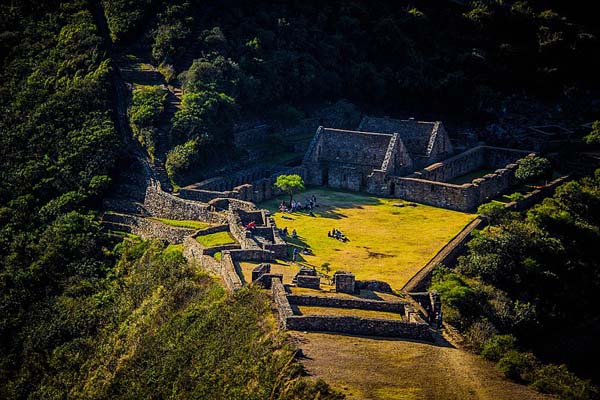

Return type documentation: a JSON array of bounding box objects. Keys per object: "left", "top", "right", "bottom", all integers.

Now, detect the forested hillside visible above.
[
  {"left": 106, "top": 0, "right": 600, "bottom": 184},
  {"left": 1, "top": 0, "right": 599, "bottom": 399},
  {"left": 432, "top": 172, "right": 600, "bottom": 398}
]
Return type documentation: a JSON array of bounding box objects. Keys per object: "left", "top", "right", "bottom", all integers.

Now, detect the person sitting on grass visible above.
[{"left": 292, "top": 229, "right": 297, "bottom": 239}]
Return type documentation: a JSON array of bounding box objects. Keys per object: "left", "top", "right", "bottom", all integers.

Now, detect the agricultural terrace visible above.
[{"left": 259, "top": 188, "right": 475, "bottom": 289}]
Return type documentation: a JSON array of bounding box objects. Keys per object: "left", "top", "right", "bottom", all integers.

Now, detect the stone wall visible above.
[
  {"left": 272, "top": 278, "right": 294, "bottom": 329},
  {"left": 287, "top": 295, "right": 406, "bottom": 313},
  {"left": 390, "top": 155, "right": 528, "bottom": 212},
  {"left": 285, "top": 315, "right": 433, "bottom": 341},
  {"left": 102, "top": 213, "right": 196, "bottom": 243},
  {"left": 402, "top": 217, "right": 487, "bottom": 292},
  {"left": 221, "top": 251, "right": 243, "bottom": 291},
  {"left": 296, "top": 275, "right": 321, "bottom": 289},
  {"left": 411, "top": 146, "right": 531, "bottom": 184},
  {"left": 182, "top": 236, "right": 222, "bottom": 275},
  {"left": 195, "top": 224, "right": 230, "bottom": 236},
  {"left": 355, "top": 280, "right": 393, "bottom": 293},
  {"left": 144, "top": 184, "right": 226, "bottom": 223},
  {"left": 178, "top": 188, "right": 238, "bottom": 203},
  {"left": 227, "top": 249, "right": 276, "bottom": 263},
  {"left": 233, "top": 124, "right": 271, "bottom": 147},
  {"left": 391, "top": 177, "right": 477, "bottom": 211}
]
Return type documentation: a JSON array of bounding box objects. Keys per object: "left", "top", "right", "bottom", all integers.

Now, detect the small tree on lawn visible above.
[
  {"left": 515, "top": 156, "right": 552, "bottom": 183},
  {"left": 274, "top": 174, "right": 305, "bottom": 202}
]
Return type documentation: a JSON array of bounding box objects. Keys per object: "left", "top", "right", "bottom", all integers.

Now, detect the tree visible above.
[
  {"left": 515, "top": 156, "right": 552, "bottom": 182},
  {"left": 584, "top": 120, "right": 600, "bottom": 145},
  {"left": 477, "top": 201, "right": 510, "bottom": 225},
  {"left": 274, "top": 174, "right": 305, "bottom": 202}
]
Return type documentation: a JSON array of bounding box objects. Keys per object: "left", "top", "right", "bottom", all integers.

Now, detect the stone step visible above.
[
  {"left": 102, "top": 212, "right": 140, "bottom": 225},
  {"left": 101, "top": 221, "right": 134, "bottom": 233}
]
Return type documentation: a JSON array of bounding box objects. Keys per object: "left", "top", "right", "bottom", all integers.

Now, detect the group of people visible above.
[
  {"left": 278, "top": 194, "right": 318, "bottom": 214},
  {"left": 328, "top": 228, "right": 349, "bottom": 242},
  {"left": 280, "top": 226, "right": 297, "bottom": 239}
]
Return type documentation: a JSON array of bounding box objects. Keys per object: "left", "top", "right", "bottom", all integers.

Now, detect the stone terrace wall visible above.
[
  {"left": 221, "top": 251, "right": 243, "bottom": 291},
  {"left": 285, "top": 315, "right": 433, "bottom": 341},
  {"left": 144, "top": 185, "right": 226, "bottom": 223},
  {"left": 178, "top": 188, "right": 238, "bottom": 203},
  {"left": 287, "top": 295, "right": 406, "bottom": 313},
  {"left": 402, "top": 217, "right": 486, "bottom": 292},
  {"left": 391, "top": 177, "right": 477, "bottom": 211},
  {"left": 182, "top": 236, "right": 222, "bottom": 276},
  {"left": 272, "top": 278, "right": 294, "bottom": 329},
  {"left": 228, "top": 249, "right": 276, "bottom": 263},
  {"left": 412, "top": 146, "right": 531, "bottom": 183},
  {"left": 103, "top": 213, "right": 196, "bottom": 243},
  {"left": 132, "top": 218, "right": 196, "bottom": 243}
]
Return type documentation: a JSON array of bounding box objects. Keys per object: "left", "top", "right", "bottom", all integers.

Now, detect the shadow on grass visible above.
[{"left": 296, "top": 331, "right": 455, "bottom": 348}]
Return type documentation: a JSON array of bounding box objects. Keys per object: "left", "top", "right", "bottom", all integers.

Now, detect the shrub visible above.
[
  {"left": 477, "top": 201, "right": 509, "bottom": 224},
  {"left": 165, "top": 139, "right": 199, "bottom": 181},
  {"left": 465, "top": 320, "right": 498, "bottom": 353},
  {"left": 497, "top": 350, "right": 538, "bottom": 382},
  {"left": 128, "top": 86, "right": 167, "bottom": 158},
  {"left": 532, "top": 364, "right": 598, "bottom": 400},
  {"left": 481, "top": 334, "right": 517, "bottom": 361},
  {"left": 515, "top": 156, "right": 552, "bottom": 182},
  {"left": 584, "top": 120, "right": 600, "bottom": 145}
]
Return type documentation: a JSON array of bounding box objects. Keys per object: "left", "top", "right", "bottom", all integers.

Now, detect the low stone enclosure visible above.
[{"left": 272, "top": 277, "right": 435, "bottom": 341}]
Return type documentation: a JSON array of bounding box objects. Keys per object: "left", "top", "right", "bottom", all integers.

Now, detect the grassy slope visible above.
[
  {"left": 259, "top": 188, "right": 475, "bottom": 289},
  {"left": 294, "top": 332, "right": 552, "bottom": 400}
]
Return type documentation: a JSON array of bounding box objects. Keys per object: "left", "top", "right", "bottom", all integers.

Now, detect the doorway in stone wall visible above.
[
  {"left": 389, "top": 181, "right": 396, "bottom": 196},
  {"left": 322, "top": 167, "right": 329, "bottom": 186},
  {"left": 360, "top": 173, "right": 367, "bottom": 191}
]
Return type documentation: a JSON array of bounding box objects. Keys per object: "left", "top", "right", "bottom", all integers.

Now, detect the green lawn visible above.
[
  {"left": 195, "top": 231, "right": 237, "bottom": 247},
  {"left": 295, "top": 305, "right": 404, "bottom": 320},
  {"left": 151, "top": 217, "right": 211, "bottom": 230},
  {"left": 259, "top": 188, "right": 475, "bottom": 289}
]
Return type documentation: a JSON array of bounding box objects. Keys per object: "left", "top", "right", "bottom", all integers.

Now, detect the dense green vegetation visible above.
[
  {"left": 0, "top": 1, "right": 340, "bottom": 398},
  {"left": 2, "top": 0, "right": 600, "bottom": 397},
  {"left": 104, "top": 0, "right": 600, "bottom": 182},
  {"left": 128, "top": 85, "right": 166, "bottom": 158},
  {"left": 432, "top": 171, "right": 600, "bottom": 398}
]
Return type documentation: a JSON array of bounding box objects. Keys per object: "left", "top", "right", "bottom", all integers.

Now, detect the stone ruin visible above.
[
  {"left": 292, "top": 266, "right": 321, "bottom": 289},
  {"left": 302, "top": 116, "right": 536, "bottom": 211},
  {"left": 333, "top": 271, "right": 356, "bottom": 294}
]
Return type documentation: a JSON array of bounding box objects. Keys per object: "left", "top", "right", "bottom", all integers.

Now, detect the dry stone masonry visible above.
[{"left": 302, "top": 116, "right": 535, "bottom": 211}]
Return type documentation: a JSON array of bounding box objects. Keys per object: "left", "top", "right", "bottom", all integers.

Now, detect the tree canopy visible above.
[{"left": 274, "top": 174, "right": 305, "bottom": 202}]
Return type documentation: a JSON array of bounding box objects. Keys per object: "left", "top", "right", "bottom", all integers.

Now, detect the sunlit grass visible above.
[
  {"left": 196, "top": 231, "right": 237, "bottom": 247},
  {"left": 259, "top": 188, "right": 475, "bottom": 289}
]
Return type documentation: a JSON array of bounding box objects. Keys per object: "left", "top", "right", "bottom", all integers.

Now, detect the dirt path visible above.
[{"left": 292, "top": 331, "right": 553, "bottom": 400}]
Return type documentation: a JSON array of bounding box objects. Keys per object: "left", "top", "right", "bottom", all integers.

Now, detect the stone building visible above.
[
  {"left": 303, "top": 117, "right": 454, "bottom": 193},
  {"left": 302, "top": 116, "right": 534, "bottom": 211}
]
